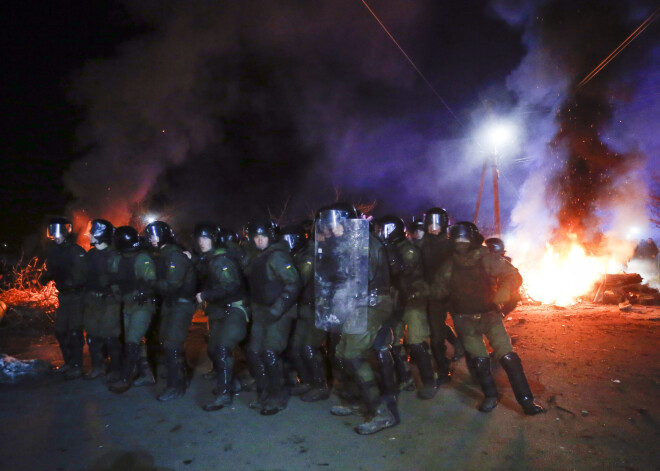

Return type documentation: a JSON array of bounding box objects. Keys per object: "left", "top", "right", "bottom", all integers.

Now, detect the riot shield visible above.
[{"left": 315, "top": 217, "right": 369, "bottom": 334}]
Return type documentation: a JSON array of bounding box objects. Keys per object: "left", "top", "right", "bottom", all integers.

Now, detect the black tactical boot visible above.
[
  {"left": 64, "top": 330, "right": 85, "bottom": 380},
  {"left": 54, "top": 331, "right": 71, "bottom": 373},
  {"left": 473, "top": 356, "right": 498, "bottom": 412},
  {"left": 347, "top": 358, "right": 399, "bottom": 435},
  {"left": 300, "top": 345, "right": 329, "bottom": 402},
  {"left": 392, "top": 345, "right": 415, "bottom": 392},
  {"left": 109, "top": 342, "right": 140, "bottom": 394},
  {"left": 289, "top": 347, "right": 312, "bottom": 396},
  {"left": 84, "top": 336, "right": 105, "bottom": 380},
  {"left": 246, "top": 349, "right": 269, "bottom": 409},
  {"left": 204, "top": 346, "right": 234, "bottom": 412},
  {"left": 431, "top": 341, "right": 451, "bottom": 386},
  {"left": 158, "top": 347, "right": 186, "bottom": 401},
  {"left": 375, "top": 349, "right": 398, "bottom": 397},
  {"left": 133, "top": 343, "right": 155, "bottom": 387},
  {"left": 445, "top": 325, "right": 466, "bottom": 361},
  {"left": 261, "top": 350, "right": 288, "bottom": 415},
  {"left": 499, "top": 352, "right": 546, "bottom": 416},
  {"left": 105, "top": 337, "right": 122, "bottom": 384},
  {"left": 410, "top": 342, "right": 438, "bottom": 400}
]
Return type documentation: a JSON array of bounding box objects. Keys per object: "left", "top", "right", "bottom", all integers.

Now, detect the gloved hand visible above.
[
  {"left": 373, "top": 325, "right": 394, "bottom": 351},
  {"left": 492, "top": 288, "right": 510, "bottom": 305}
]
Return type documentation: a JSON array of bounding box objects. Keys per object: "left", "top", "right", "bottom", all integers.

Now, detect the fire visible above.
[{"left": 512, "top": 232, "right": 633, "bottom": 307}]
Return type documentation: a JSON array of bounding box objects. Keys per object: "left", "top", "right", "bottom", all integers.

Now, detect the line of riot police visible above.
[{"left": 42, "top": 204, "right": 544, "bottom": 437}]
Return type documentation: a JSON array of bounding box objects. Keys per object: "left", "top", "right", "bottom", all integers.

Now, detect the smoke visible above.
[
  {"left": 62, "top": 0, "right": 530, "bottom": 239},
  {"left": 494, "top": 0, "right": 660, "bottom": 266}
]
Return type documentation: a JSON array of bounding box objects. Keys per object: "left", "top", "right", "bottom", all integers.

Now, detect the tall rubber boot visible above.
[
  {"left": 473, "top": 356, "right": 498, "bottom": 412},
  {"left": 499, "top": 352, "right": 546, "bottom": 415},
  {"left": 289, "top": 347, "right": 312, "bottom": 396},
  {"left": 375, "top": 349, "right": 398, "bottom": 397},
  {"left": 105, "top": 337, "right": 122, "bottom": 384},
  {"left": 133, "top": 343, "right": 155, "bottom": 387},
  {"left": 158, "top": 347, "right": 185, "bottom": 401},
  {"left": 431, "top": 340, "right": 451, "bottom": 386},
  {"left": 261, "top": 350, "right": 288, "bottom": 415},
  {"left": 204, "top": 346, "right": 234, "bottom": 411},
  {"left": 465, "top": 352, "right": 479, "bottom": 384},
  {"left": 84, "top": 336, "right": 105, "bottom": 380},
  {"left": 445, "top": 324, "right": 465, "bottom": 361},
  {"left": 109, "top": 342, "right": 140, "bottom": 394},
  {"left": 64, "top": 330, "right": 85, "bottom": 380},
  {"left": 246, "top": 349, "right": 269, "bottom": 409},
  {"left": 391, "top": 345, "right": 414, "bottom": 392},
  {"left": 203, "top": 344, "right": 217, "bottom": 380},
  {"left": 409, "top": 342, "right": 438, "bottom": 399},
  {"left": 54, "top": 331, "right": 71, "bottom": 373},
  {"left": 300, "top": 345, "right": 329, "bottom": 402}
]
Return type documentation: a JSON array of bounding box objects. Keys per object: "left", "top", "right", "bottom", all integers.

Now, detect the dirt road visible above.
[{"left": 0, "top": 304, "right": 658, "bottom": 471}]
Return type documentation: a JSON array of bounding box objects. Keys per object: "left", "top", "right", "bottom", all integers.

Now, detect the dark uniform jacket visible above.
[
  {"left": 154, "top": 244, "right": 196, "bottom": 302},
  {"left": 245, "top": 241, "right": 301, "bottom": 317},
  {"left": 431, "top": 246, "right": 522, "bottom": 315},
  {"left": 197, "top": 247, "right": 246, "bottom": 311},
  {"left": 420, "top": 233, "right": 452, "bottom": 285},
  {"left": 85, "top": 246, "right": 116, "bottom": 295},
  {"left": 44, "top": 241, "right": 87, "bottom": 293}
]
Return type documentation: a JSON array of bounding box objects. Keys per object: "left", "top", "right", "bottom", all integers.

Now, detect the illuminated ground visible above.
[{"left": 0, "top": 304, "right": 658, "bottom": 471}]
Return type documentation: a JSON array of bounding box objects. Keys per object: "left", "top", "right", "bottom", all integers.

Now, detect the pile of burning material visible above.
[
  {"left": 0, "top": 258, "right": 58, "bottom": 322},
  {"left": 591, "top": 273, "right": 660, "bottom": 306}
]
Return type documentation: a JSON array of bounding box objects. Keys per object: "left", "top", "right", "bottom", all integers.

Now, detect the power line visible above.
[
  {"left": 578, "top": 6, "right": 660, "bottom": 88},
  {"left": 359, "top": 0, "right": 463, "bottom": 126}
]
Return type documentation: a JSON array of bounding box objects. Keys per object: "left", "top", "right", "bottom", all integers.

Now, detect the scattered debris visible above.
[{"left": 0, "top": 353, "right": 51, "bottom": 383}]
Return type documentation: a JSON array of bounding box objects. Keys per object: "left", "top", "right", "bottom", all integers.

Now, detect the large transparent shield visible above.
[{"left": 315, "top": 217, "right": 369, "bottom": 334}]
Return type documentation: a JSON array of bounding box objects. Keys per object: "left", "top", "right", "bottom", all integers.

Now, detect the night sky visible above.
[{"left": 2, "top": 0, "right": 659, "bottom": 253}]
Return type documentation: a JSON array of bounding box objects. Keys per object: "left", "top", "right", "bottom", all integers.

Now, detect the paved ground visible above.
[{"left": 0, "top": 304, "right": 659, "bottom": 471}]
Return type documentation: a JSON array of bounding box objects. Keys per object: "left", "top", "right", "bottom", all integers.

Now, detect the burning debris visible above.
[{"left": 0, "top": 258, "right": 58, "bottom": 320}]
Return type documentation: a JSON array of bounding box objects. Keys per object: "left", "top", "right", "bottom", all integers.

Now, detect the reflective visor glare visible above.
[
  {"left": 428, "top": 214, "right": 442, "bottom": 226},
  {"left": 283, "top": 234, "right": 296, "bottom": 250},
  {"left": 383, "top": 223, "right": 396, "bottom": 239}
]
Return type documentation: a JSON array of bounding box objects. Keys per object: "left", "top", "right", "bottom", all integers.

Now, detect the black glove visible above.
[{"left": 373, "top": 325, "right": 394, "bottom": 351}]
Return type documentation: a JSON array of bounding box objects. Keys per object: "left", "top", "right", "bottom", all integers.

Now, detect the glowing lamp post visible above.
[{"left": 474, "top": 119, "right": 518, "bottom": 236}]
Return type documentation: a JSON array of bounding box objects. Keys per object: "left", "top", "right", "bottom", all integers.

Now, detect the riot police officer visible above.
[
  {"left": 420, "top": 207, "right": 465, "bottom": 377},
  {"left": 282, "top": 224, "right": 329, "bottom": 402},
  {"left": 244, "top": 219, "right": 301, "bottom": 416},
  {"left": 108, "top": 226, "right": 157, "bottom": 393},
  {"left": 145, "top": 221, "right": 197, "bottom": 401},
  {"left": 82, "top": 219, "right": 122, "bottom": 381},
  {"left": 193, "top": 223, "right": 248, "bottom": 412},
  {"left": 43, "top": 217, "right": 87, "bottom": 380},
  {"left": 322, "top": 204, "right": 399, "bottom": 435},
  {"left": 378, "top": 215, "right": 437, "bottom": 400},
  {"left": 430, "top": 222, "right": 545, "bottom": 415}
]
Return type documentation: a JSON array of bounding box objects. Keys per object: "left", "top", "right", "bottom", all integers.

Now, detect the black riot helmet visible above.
[
  {"left": 194, "top": 223, "right": 219, "bottom": 251},
  {"left": 90, "top": 219, "right": 114, "bottom": 245},
  {"left": 412, "top": 220, "right": 425, "bottom": 233},
  {"left": 114, "top": 226, "right": 143, "bottom": 253},
  {"left": 485, "top": 237, "right": 506, "bottom": 255},
  {"left": 377, "top": 215, "right": 407, "bottom": 245},
  {"left": 281, "top": 225, "right": 307, "bottom": 254},
  {"left": 423, "top": 207, "right": 449, "bottom": 233},
  {"left": 46, "top": 217, "right": 72, "bottom": 240},
  {"left": 144, "top": 221, "right": 175, "bottom": 249},
  {"left": 448, "top": 221, "right": 483, "bottom": 249},
  {"left": 246, "top": 219, "right": 280, "bottom": 242},
  {"left": 217, "top": 227, "right": 239, "bottom": 246},
  {"left": 317, "top": 202, "right": 358, "bottom": 232}
]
